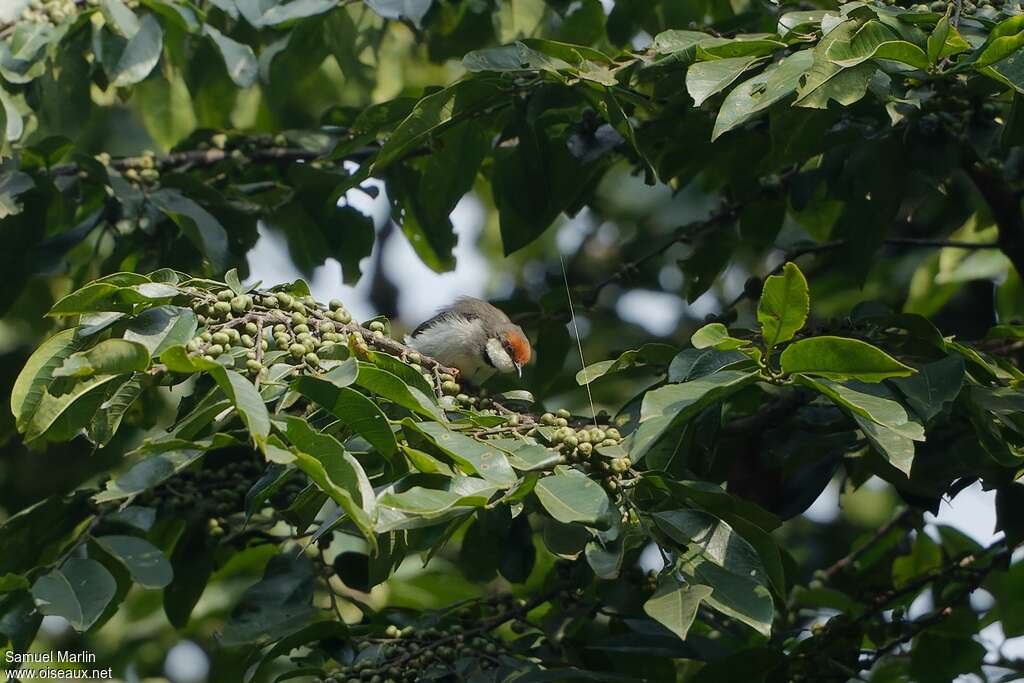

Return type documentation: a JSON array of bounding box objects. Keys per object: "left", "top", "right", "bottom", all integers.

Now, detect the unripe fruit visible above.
[
  {"left": 241, "top": 334, "right": 255, "bottom": 348},
  {"left": 554, "top": 417, "right": 568, "bottom": 427},
  {"left": 213, "top": 301, "right": 231, "bottom": 316},
  {"left": 245, "top": 322, "right": 259, "bottom": 335},
  {"left": 294, "top": 324, "right": 309, "bottom": 334},
  {"left": 456, "top": 393, "right": 470, "bottom": 404},
  {"left": 289, "top": 343, "right": 306, "bottom": 359},
  {"left": 605, "top": 428, "right": 621, "bottom": 440},
  {"left": 407, "top": 352, "right": 421, "bottom": 364},
  {"left": 329, "top": 298, "right": 344, "bottom": 310},
  {"left": 245, "top": 351, "right": 257, "bottom": 360},
  {"left": 422, "top": 372, "right": 434, "bottom": 385},
  {"left": 369, "top": 321, "right": 385, "bottom": 332},
  {"left": 321, "top": 321, "right": 336, "bottom": 333},
  {"left": 292, "top": 312, "right": 306, "bottom": 325},
  {"left": 439, "top": 373, "right": 455, "bottom": 383},
  {"left": 208, "top": 344, "right": 224, "bottom": 357},
  {"left": 200, "top": 332, "right": 212, "bottom": 342},
  {"left": 540, "top": 413, "right": 556, "bottom": 425},
  {"left": 277, "top": 293, "right": 293, "bottom": 308},
  {"left": 304, "top": 353, "right": 320, "bottom": 367},
  {"left": 263, "top": 295, "right": 279, "bottom": 308},
  {"left": 385, "top": 625, "right": 400, "bottom": 638},
  {"left": 556, "top": 408, "right": 571, "bottom": 419},
  {"left": 442, "top": 381, "right": 460, "bottom": 395},
  {"left": 578, "top": 442, "right": 593, "bottom": 456},
  {"left": 226, "top": 328, "right": 241, "bottom": 344},
  {"left": 246, "top": 360, "right": 263, "bottom": 373},
  {"left": 230, "top": 296, "right": 247, "bottom": 314},
  {"left": 217, "top": 289, "right": 233, "bottom": 302}
]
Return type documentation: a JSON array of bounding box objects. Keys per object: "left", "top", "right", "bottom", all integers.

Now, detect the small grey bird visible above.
[{"left": 406, "top": 297, "right": 532, "bottom": 383}]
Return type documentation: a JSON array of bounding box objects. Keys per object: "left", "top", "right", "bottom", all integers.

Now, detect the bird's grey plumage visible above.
[{"left": 411, "top": 297, "right": 512, "bottom": 337}]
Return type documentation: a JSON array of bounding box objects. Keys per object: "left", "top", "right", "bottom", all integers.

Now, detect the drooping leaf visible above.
[
  {"left": 534, "top": 470, "right": 612, "bottom": 527},
  {"left": 53, "top": 339, "right": 151, "bottom": 378},
  {"left": 31, "top": 559, "right": 117, "bottom": 632},
  {"left": 643, "top": 576, "right": 713, "bottom": 641},
  {"left": 94, "top": 536, "right": 173, "bottom": 589},
  {"left": 781, "top": 337, "right": 915, "bottom": 382}
]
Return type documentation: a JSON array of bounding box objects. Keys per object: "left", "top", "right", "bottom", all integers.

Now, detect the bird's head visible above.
[{"left": 484, "top": 324, "right": 532, "bottom": 377}]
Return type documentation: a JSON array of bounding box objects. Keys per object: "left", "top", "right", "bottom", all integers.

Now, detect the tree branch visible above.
[{"left": 961, "top": 154, "right": 1024, "bottom": 280}]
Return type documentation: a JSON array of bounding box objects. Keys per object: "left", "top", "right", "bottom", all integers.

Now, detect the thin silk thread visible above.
[{"left": 559, "top": 252, "right": 598, "bottom": 428}]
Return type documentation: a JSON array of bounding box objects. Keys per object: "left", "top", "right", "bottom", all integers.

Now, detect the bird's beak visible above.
[{"left": 515, "top": 362, "right": 522, "bottom": 378}]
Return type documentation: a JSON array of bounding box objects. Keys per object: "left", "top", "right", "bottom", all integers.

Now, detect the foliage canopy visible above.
[{"left": 1, "top": 0, "right": 1024, "bottom": 681}]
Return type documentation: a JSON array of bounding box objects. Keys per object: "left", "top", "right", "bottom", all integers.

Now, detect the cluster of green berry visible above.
[
  {"left": 537, "top": 411, "right": 627, "bottom": 476},
  {"left": 135, "top": 456, "right": 264, "bottom": 533},
  {"left": 19, "top": 0, "right": 94, "bottom": 25},
  {"left": 183, "top": 288, "right": 355, "bottom": 379},
  {"left": 320, "top": 602, "right": 522, "bottom": 683}
]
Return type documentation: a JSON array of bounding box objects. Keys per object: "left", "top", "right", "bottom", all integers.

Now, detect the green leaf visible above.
[
  {"left": 643, "top": 576, "right": 713, "bottom": 641},
  {"left": 94, "top": 536, "right": 173, "bottom": 589},
  {"left": 758, "top": 262, "right": 809, "bottom": 349},
  {"left": 244, "top": 621, "right": 349, "bottom": 683},
  {"left": 668, "top": 348, "right": 749, "bottom": 382},
  {"left": 402, "top": 420, "right": 517, "bottom": 486},
  {"left": 11, "top": 328, "right": 85, "bottom": 433},
  {"left": 87, "top": 374, "right": 151, "bottom": 446},
  {"left": 102, "top": 0, "right": 141, "bottom": 36},
  {"left": 48, "top": 283, "right": 127, "bottom": 316},
  {"left": 825, "top": 20, "right": 929, "bottom": 70},
  {"left": 123, "top": 306, "right": 198, "bottom": 355},
  {"left": 780, "top": 336, "right": 915, "bottom": 382},
  {"left": 94, "top": 449, "right": 204, "bottom": 503},
  {"left": 797, "top": 376, "right": 925, "bottom": 441},
  {"left": 686, "top": 56, "right": 763, "bottom": 107},
  {"left": 892, "top": 530, "right": 941, "bottom": 587},
  {"left": 0, "top": 492, "right": 93, "bottom": 575},
  {"left": 976, "top": 16, "right": 1024, "bottom": 69},
  {"left": 204, "top": 25, "right": 257, "bottom": 87},
  {"left": 890, "top": 355, "right": 964, "bottom": 422},
  {"left": 534, "top": 470, "right": 612, "bottom": 527},
  {"left": 377, "top": 484, "right": 497, "bottom": 515},
  {"left": 208, "top": 366, "right": 270, "bottom": 442},
  {"left": 109, "top": 14, "right": 163, "bottom": 87},
  {"left": 221, "top": 554, "right": 318, "bottom": 647},
  {"left": 712, "top": 50, "right": 813, "bottom": 140},
  {"left": 679, "top": 551, "right": 774, "bottom": 636},
  {"left": 463, "top": 41, "right": 574, "bottom": 74},
  {"left": 149, "top": 189, "right": 229, "bottom": 272},
  {"left": 691, "top": 323, "right": 747, "bottom": 350},
  {"left": 25, "top": 374, "right": 123, "bottom": 442},
  {"left": 31, "top": 559, "right": 117, "bottom": 632},
  {"left": 365, "top": 0, "right": 432, "bottom": 28},
  {"left": 576, "top": 343, "right": 677, "bottom": 385},
  {"left": 354, "top": 363, "right": 441, "bottom": 420},
  {"left": 257, "top": 0, "right": 338, "bottom": 26},
  {"left": 53, "top": 339, "right": 151, "bottom": 378},
  {"left": 293, "top": 376, "right": 398, "bottom": 457},
  {"left": 0, "top": 575, "right": 29, "bottom": 593},
  {"left": 373, "top": 79, "right": 500, "bottom": 172},
  {"left": 653, "top": 510, "right": 770, "bottom": 586},
  {"left": 632, "top": 371, "right": 758, "bottom": 461},
  {"left": 286, "top": 418, "right": 376, "bottom": 544},
  {"left": 927, "top": 10, "right": 951, "bottom": 65}
]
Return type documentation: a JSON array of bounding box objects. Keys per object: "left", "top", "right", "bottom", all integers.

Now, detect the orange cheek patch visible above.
[{"left": 506, "top": 333, "right": 532, "bottom": 365}]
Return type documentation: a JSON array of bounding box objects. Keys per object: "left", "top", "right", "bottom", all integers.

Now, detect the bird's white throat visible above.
[{"left": 485, "top": 337, "right": 516, "bottom": 374}]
